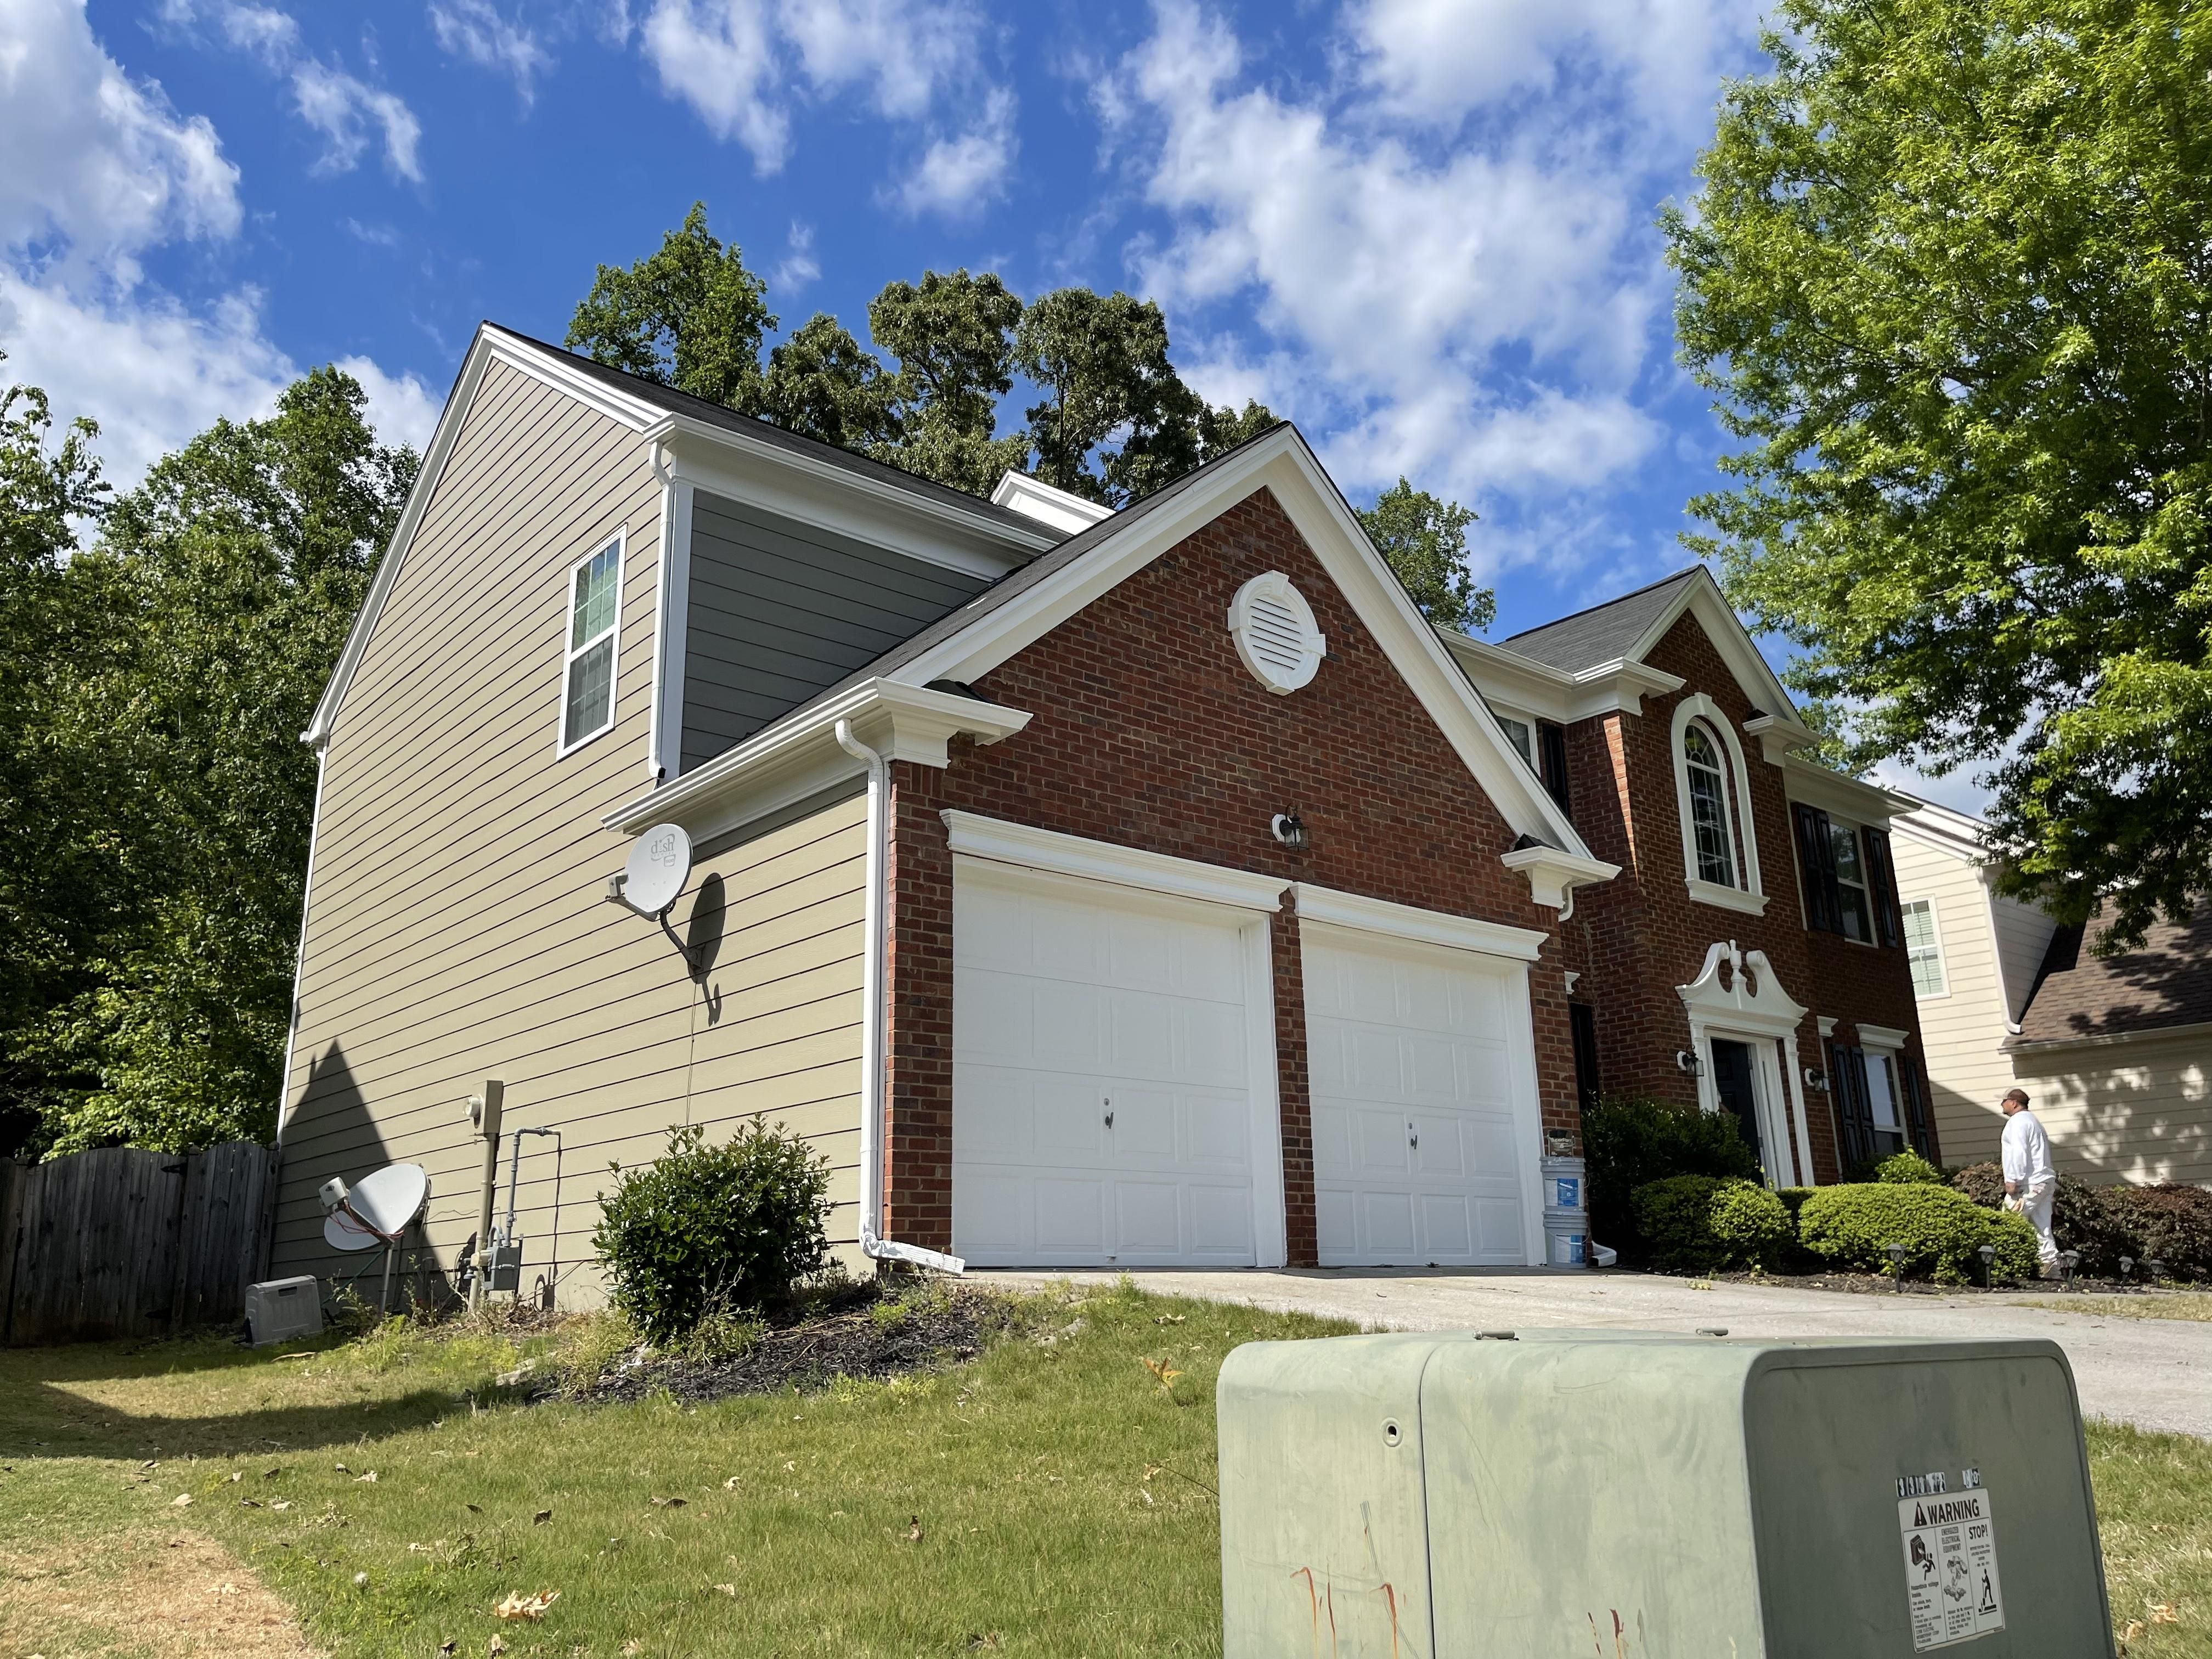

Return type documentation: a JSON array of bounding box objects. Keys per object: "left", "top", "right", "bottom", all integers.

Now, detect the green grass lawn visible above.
[
  {"left": 2030, "top": 1294, "right": 2212, "bottom": 1323},
  {"left": 1, "top": 1283, "right": 2207, "bottom": 1658}
]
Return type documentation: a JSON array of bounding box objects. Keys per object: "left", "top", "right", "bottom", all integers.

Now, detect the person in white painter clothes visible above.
[{"left": 2000, "top": 1087, "right": 2060, "bottom": 1274}]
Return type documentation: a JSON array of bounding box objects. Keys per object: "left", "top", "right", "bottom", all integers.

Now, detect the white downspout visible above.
[{"left": 835, "top": 719, "right": 965, "bottom": 1276}]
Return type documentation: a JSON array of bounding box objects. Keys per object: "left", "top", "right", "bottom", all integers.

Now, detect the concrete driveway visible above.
[{"left": 983, "top": 1267, "right": 2211, "bottom": 1437}]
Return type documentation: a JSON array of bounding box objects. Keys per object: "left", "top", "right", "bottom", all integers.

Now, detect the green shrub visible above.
[
  {"left": 2108, "top": 1184, "right": 2212, "bottom": 1281},
  {"left": 1875, "top": 1150, "right": 1945, "bottom": 1184},
  {"left": 1584, "top": 1094, "right": 1759, "bottom": 1262},
  {"left": 1953, "top": 1161, "right": 2145, "bottom": 1277},
  {"left": 592, "top": 1120, "right": 833, "bottom": 1344},
  {"left": 1798, "top": 1183, "right": 2040, "bottom": 1283},
  {"left": 1632, "top": 1175, "right": 1791, "bottom": 1274}
]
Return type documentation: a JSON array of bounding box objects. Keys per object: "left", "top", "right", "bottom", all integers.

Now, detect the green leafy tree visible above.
[
  {"left": 865, "top": 268, "right": 1030, "bottom": 495},
  {"left": 1015, "top": 287, "right": 1205, "bottom": 506},
  {"left": 1198, "top": 398, "right": 1279, "bottom": 462},
  {"left": 0, "top": 367, "right": 110, "bottom": 1152},
  {"left": 20, "top": 368, "right": 416, "bottom": 1154},
  {"left": 1357, "top": 477, "right": 1493, "bottom": 633},
  {"left": 567, "top": 201, "right": 776, "bottom": 413},
  {"left": 1665, "top": 0, "right": 2212, "bottom": 946},
  {"left": 761, "top": 313, "right": 899, "bottom": 450}
]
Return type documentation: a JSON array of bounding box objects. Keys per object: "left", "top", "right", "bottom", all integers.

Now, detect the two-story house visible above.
[
  {"left": 1447, "top": 572, "right": 1939, "bottom": 1186},
  {"left": 268, "top": 324, "right": 1929, "bottom": 1300}
]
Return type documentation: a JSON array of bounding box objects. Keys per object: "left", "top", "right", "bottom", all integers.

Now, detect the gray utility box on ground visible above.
[{"left": 1218, "top": 1331, "right": 2110, "bottom": 1658}]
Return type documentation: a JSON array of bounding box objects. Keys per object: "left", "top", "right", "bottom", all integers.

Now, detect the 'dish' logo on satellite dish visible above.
[{"left": 622, "top": 823, "right": 692, "bottom": 917}]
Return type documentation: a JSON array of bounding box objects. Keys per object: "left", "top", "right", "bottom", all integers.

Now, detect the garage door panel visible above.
[
  {"left": 1307, "top": 926, "right": 1533, "bottom": 1268},
  {"left": 953, "top": 861, "right": 1262, "bottom": 1268}
]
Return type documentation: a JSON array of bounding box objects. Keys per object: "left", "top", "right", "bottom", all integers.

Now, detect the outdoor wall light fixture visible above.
[
  {"left": 1271, "top": 811, "right": 1308, "bottom": 850},
  {"left": 1803, "top": 1066, "right": 1830, "bottom": 1092},
  {"left": 1674, "top": 1048, "right": 1703, "bottom": 1078}
]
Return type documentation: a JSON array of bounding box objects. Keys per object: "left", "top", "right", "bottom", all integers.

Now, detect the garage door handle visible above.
[
  {"left": 1408, "top": 1126, "right": 1419, "bottom": 1148},
  {"left": 1104, "top": 1110, "right": 1115, "bottom": 1128}
]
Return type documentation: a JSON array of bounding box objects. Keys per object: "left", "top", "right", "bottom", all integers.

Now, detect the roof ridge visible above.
[{"left": 1500, "top": 563, "right": 1707, "bottom": 645}]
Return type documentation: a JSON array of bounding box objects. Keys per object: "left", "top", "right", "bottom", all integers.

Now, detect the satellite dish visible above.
[
  {"left": 623, "top": 822, "right": 692, "bottom": 917},
  {"left": 323, "top": 1162, "right": 430, "bottom": 1252}
]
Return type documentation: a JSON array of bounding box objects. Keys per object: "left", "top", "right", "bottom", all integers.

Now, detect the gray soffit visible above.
[
  {"left": 482, "top": 324, "right": 1058, "bottom": 544},
  {"left": 1497, "top": 567, "right": 1702, "bottom": 674}
]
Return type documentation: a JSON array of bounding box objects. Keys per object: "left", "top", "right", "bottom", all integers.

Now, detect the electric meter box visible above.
[{"left": 1217, "top": 1331, "right": 2111, "bottom": 1658}]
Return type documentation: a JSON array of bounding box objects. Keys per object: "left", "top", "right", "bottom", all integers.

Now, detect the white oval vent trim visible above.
[{"left": 1228, "top": 571, "right": 1326, "bottom": 695}]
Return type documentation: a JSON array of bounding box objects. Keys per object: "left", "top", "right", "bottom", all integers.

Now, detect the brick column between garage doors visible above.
[
  {"left": 882, "top": 761, "right": 956, "bottom": 1255},
  {"left": 1273, "top": 895, "right": 1319, "bottom": 1267}
]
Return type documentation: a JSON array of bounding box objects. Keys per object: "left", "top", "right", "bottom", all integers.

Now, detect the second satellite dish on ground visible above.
[{"left": 622, "top": 822, "right": 692, "bottom": 917}]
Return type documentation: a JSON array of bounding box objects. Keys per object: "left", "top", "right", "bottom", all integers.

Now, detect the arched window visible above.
[{"left": 1683, "top": 720, "right": 1739, "bottom": 887}]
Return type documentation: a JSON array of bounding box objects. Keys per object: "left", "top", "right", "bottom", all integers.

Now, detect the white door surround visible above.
[
  {"left": 945, "top": 812, "right": 1287, "bottom": 1268},
  {"left": 1676, "top": 941, "right": 1814, "bottom": 1188},
  {"left": 1296, "top": 883, "right": 1550, "bottom": 1267}
]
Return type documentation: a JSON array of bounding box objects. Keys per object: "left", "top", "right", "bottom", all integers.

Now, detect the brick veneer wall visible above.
[
  {"left": 1556, "top": 611, "right": 1935, "bottom": 1184},
  {"left": 879, "top": 487, "right": 1578, "bottom": 1263}
]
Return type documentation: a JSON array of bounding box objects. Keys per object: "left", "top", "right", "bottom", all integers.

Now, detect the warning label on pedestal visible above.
[{"left": 1898, "top": 1489, "right": 2006, "bottom": 1651}]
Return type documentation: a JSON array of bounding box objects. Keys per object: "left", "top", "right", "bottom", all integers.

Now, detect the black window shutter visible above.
[
  {"left": 1537, "top": 720, "right": 1573, "bottom": 823},
  {"left": 1793, "top": 803, "right": 1842, "bottom": 934},
  {"left": 1863, "top": 826, "right": 1904, "bottom": 948},
  {"left": 1570, "top": 1003, "right": 1600, "bottom": 1110},
  {"left": 1830, "top": 1041, "right": 1876, "bottom": 1172},
  {"left": 1901, "top": 1053, "right": 1935, "bottom": 1160}
]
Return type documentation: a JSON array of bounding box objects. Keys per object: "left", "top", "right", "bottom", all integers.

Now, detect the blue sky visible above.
[{"left": 3, "top": 0, "right": 1796, "bottom": 649}]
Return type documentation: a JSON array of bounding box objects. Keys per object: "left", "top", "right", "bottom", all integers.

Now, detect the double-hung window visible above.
[
  {"left": 1792, "top": 803, "right": 1903, "bottom": 946},
  {"left": 560, "top": 535, "right": 622, "bottom": 752},
  {"left": 1900, "top": 899, "right": 1946, "bottom": 996},
  {"left": 1830, "top": 818, "right": 1874, "bottom": 943},
  {"left": 1683, "top": 721, "right": 1737, "bottom": 887}
]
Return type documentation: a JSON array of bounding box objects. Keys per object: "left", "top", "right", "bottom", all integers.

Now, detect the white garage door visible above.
[
  {"left": 952, "top": 860, "right": 1264, "bottom": 1267},
  {"left": 1305, "top": 924, "right": 1538, "bottom": 1266}
]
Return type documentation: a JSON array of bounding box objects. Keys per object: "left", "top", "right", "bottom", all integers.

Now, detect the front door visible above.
[{"left": 1710, "top": 1038, "right": 1763, "bottom": 1166}]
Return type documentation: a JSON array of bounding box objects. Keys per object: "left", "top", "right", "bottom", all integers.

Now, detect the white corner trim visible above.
[
  {"left": 945, "top": 811, "right": 1290, "bottom": 913},
  {"left": 647, "top": 472, "right": 693, "bottom": 779},
  {"left": 1291, "top": 883, "right": 1549, "bottom": 962},
  {"left": 991, "top": 470, "right": 1114, "bottom": 532},
  {"left": 1856, "top": 1022, "right": 1911, "bottom": 1051},
  {"left": 1501, "top": 844, "right": 1618, "bottom": 910},
  {"left": 1689, "top": 877, "right": 1771, "bottom": 917},
  {"left": 602, "top": 679, "right": 1030, "bottom": 838},
  {"left": 1742, "top": 712, "right": 1817, "bottom": 766},
  {"left": 1671, "top": 693, "right": 1765, "bottom": 902}
]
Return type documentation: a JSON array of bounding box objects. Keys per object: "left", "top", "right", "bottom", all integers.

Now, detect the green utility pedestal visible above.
[{"left": 1216, "top": 1331, "right": 2110, "bottom": 1657}]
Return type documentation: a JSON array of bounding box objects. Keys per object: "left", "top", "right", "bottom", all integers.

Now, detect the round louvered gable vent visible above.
[{"left": 1228, "top": 571, "right": 1325, "bottom": 694}]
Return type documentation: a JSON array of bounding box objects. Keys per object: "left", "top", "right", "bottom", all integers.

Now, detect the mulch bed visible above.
[
  {"left": 556, "top": 1283, "right": 1016, "bottom": 1407},
  {"left": 1689, "top": 1268, "right": 2151, "bottom": 1296}
]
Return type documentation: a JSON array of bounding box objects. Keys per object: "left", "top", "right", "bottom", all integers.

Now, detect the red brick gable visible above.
[{"left": 879, "top": 485, "right": 1579, "bottom": 1262}]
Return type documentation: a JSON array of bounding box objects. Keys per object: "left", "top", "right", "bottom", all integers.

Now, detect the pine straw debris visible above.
[{"left": 555, "top": 1283, "right": 1018, "bottom": 1407}]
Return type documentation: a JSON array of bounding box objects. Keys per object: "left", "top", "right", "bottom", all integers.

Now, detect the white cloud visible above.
[
  {"left": 638, "top": 0, "right": 787, "bottom": 170},
  {"left": 635, "top": 0, "right": 1002, "bottom": 179},
  {"left": 0, "top": 0, "right": 241, "bottom": 275},
  {"left": 335, "top": 352, "right": 441, "bottom": 453},
  {"left": 427, "top": 0, "right": 551, "bottom": 106},
  {"left": 773, "top": 220, "right": 820, "bottom": 290},
  {"left": 1100, "top": 0, "right": 1761, "bottom": 580},
  {"left": 897, "top": 88, "right": 1017, "bottom": 219},
  {"left": 216, "top": 1, "right": 299, "bottom": 66},
  {"left": 291, "top": 59, "right": 424, "bottom": 180}
]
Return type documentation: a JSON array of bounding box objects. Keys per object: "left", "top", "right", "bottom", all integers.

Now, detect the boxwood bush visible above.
[
  {"left": 593, "top": 1119, "right": 833, "bottom": 1344},
  {"left": 1584, "top": 1094, "right": 1760, "bottom": 1263},
  {"left": 1631, "top": 1175, "right": 1792, "bottom": 1274},
  {"left": 1798, "top": 1183, "right": 2039, "bottom": 1283},
  {"left": 1874, "top": 1150, "right": 1945, "bottom": 1184}
]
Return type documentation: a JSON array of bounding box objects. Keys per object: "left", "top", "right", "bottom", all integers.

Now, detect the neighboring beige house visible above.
[{"left": 1891, "top": 799, "right": 2211, "bottom": 1185}]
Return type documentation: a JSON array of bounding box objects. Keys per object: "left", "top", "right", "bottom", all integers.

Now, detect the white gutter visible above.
[{"left": 834, "top": 718, "right": 965, "bottom": 1276}]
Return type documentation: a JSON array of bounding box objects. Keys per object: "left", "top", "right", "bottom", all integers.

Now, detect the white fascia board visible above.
[
  {"left": 946, "top": 810, "right": 1289, "bottom": 912},
  {"left": 893, "top": 427, "right": 1598, "bottom": 861},
  {"left": 1445, "top": 634, "right": 1685, "bottom": 724},
  {"left": 649, "top": 415, "right": 1054, "bottom": 580},
  {"left": 990, "top": 470, "right": 1115, "bottom": 532},
  {"left": 1293, "top": 883, "right": 1549, "bottom": 962},
  {"left": 2006, "top": 1017, "right": 2212, "bottom": 1056},
  {"left": 1892, "top": 797, "right": 1994, "bottom": 863},
  {"left": 1857, "top": 1022, "right": 1912, "bottom": 1050},
  {"left": 1625, "top": 572, "right": 1812, "bottom": 735},
  {"left": 1781, "top": 755, "right": 1920, "bottom": 824},
  {"left": 601, "top": 679, "right": 1031, "bottom": 842}
]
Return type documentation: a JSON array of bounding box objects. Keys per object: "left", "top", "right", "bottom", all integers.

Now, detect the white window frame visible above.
[
  {"left": 1669, "top": 693, "right": 1767, "bottom": 916},
  {"left": 1857, "top": 1024, "right": 1910, "bottom": 1157},
  {"left": 1827, "top": 813, "right": 1877, "bottom": 946},
  {"left": 1492, "top": 709, "right": 1534, "bottom": 768},
  {"left": 1900, "top": 896, "right": 1948, "bottom": 997},
  {"left": 556, "top": 528, "right": 625, "bottom": 758}
]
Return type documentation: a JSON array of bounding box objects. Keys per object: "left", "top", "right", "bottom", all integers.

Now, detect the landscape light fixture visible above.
[
  {"left": 2146, "top": 1258, "right": 2166, "bottom": 1282},
  {"left": 1884, "top": 1242, "right": 1906, "bottom": 1290},
  {"left": 2119, "top": 1255, "right": 2135, "bottom": 1279},
  {"left": 2060, "top": 1249, "right": 2080, "bottom": 1290},
  {"left": 1978, "top": 1242, "right": 1996, "bottom": 1290}
]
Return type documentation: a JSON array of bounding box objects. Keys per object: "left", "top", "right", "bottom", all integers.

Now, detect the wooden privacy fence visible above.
[{"left": 0, "top": 1142, "right": 274, "bottom": 1345}]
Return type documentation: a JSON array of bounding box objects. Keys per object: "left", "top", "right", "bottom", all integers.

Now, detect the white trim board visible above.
[
  {"left": 944, "top": 811, "right": 1289, "bottom": 914},
  {"left": 1291, "top": 883, "right": 1549, "bottom": 962},
  {"left": 1671, "top": 692, "right": 1768, "bottom": 911},
  {"left": 1677, "top": 940, "right": 1815, "bottom": 1189}
]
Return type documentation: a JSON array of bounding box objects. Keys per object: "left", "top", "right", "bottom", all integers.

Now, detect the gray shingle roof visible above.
[
  {"left": 484, "top": 324, "right": 1057, "bottom": 541},
  {"left": 2015, "top": 899, "right": 2212, "bottom": 1046},
  {"left": 1497, "top": 567, "right": 1702, "bottom": 673}
]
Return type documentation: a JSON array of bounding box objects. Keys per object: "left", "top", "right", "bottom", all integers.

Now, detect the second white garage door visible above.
[
  {"left": 951, "top": 859, "right": 1272, "bottom": 1267},
  {"left": 1304, "top": 923, "right": 1541, "bottom": 1266}
]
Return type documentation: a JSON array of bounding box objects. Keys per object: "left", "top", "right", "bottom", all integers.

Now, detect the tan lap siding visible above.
[
  {"left": 272, "top": 357, "right": 865, "bottom": 1306},
  {"left": 2013, "top": 1037, "right": 2212, "bottom": 1187},
  {"left": 1891, "top": 840, "right": 2016, "bottom": 1167}
]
